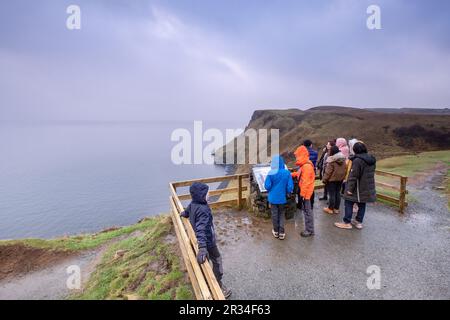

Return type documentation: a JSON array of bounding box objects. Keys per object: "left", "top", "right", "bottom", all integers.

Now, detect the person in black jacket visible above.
[
  {"left": 335, "top": 142, "right": 376, "bottom": 230},
  {"left": 181, "top": 182, "right": 232, "bottom": 298},
  {"left": 317, "top": 140, "right": 336, "bottom": 201}
]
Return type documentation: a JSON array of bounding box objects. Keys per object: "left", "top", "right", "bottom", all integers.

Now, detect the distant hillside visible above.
[
  {"left": 217, "top": 106, "right": 450, "bottom": 171},
  {"left": 366, "top": 108, "right": 450, "bottom": 115}
]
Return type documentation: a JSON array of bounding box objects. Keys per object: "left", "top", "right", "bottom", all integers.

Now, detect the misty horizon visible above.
[{"left": 1, "top": 0, "right": 450, "bottom": 124}]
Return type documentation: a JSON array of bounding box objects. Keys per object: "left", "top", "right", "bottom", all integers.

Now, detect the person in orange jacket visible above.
[{"left": 291, "top": 146, "right": 316, "bottom": 237}]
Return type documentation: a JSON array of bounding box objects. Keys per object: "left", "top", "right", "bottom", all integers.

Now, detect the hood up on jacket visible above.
[
  {"left": 270, "top": 154, "right": 286, "bottom": 171},
  {"left": 270, "top": 154, "right": 286, "bottom": 174},
  {"left": 189, "top": 182, "right": 209, "bottom": 204},
  {"left": 326, "top": 151, "right": 346, "bottom": 164},
  {"left": 348, "top": 138, "right": 359, "bottom": 156},
  {"left": 294, "top": 146, "right": 310, "bottom": 166},
  {"left": 353, "top": 153, "right": 376, "bottom": 166}
]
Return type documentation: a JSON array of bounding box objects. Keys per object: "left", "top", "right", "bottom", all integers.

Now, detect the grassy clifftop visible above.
[
  {"left": 250, "top": 107, "right": 450, "bottom": 159},
  {"left": 218, "top": 107, "right": 450, "bottom": 170},
  {"left": 0, "top": 215, "right": 193, "bottom": 300},
  {"left": 0, "top": 218, "right": 158, "bottom": 251},
  {"left": 73, "top": 215, "right": 192, "bottom": 300}
]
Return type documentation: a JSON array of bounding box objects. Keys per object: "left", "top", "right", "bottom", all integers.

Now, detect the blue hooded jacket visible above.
[
  {"left": 181, "top": 182, "right": 216, "bottom": 248},
  {"left": 264, "top": 155, "right": 294, "bottom": 205},
  {"left": 307, "top": 147, "right": 318, "bottom": 168}
]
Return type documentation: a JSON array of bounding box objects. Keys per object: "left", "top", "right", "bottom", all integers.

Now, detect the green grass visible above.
[
  {"left": 377, "top": 150, "right": 450, "bottom": 208},
  {"left": 0, "top": 214, "right": 194, "bottom": 300},
  {"left": 0, "top": 218, "right": 158, "bottom": 251},
  {"left": 72, "top": 215, "right": 193, "bottom": 300},
  {"left": 377, "top": 150, "right": 450, "bottom": 177}
]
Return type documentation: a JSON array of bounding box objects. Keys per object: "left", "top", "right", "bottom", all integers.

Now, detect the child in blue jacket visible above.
[
  {"left": 181, "top": 182, "right": 232, "bottom": 298},
  {"left": 264, "top": 155, "right": 294, "bottom": 240}
]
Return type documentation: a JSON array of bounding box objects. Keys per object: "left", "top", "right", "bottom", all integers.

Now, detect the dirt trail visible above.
[
  {"left": 0, "top": 249, "right": 100, "bottom": 300},
  {"left": 0, "top": 245, "right": 75, "bottom": 282},
  {"left": 0, "top": 231, "right": 142, "bottom": 300},
  {"left": 408, "top": 161, "right": 448, "bottom": 189}
]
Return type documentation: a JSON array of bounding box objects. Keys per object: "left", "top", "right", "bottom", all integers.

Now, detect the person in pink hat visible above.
[{"left": 336, "top": 138, "right": 350, "bottom": 159}]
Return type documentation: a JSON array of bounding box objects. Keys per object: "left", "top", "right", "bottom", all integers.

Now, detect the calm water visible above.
[{"left": 0, "top": 121, "right": 241, "bottom": 239}]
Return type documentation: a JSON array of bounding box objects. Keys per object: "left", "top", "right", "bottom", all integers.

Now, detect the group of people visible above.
[
  {"left": 179, "top": 137, "right": 376, "bottom": 299},
  {"left": 265, "top": 137, "right": 377, "bottom": 238}
]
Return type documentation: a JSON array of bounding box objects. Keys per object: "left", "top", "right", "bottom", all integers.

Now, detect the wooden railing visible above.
[
  {"left": 375, "top": 170, "right": 408, "bottom": 213},
  {"left": 289, "top": 167, "right": 408, "bottom": 213},
  {"left": 172, "top": 174, "right": 249, "bottom": 209},
  {"left": 168, "top": 169, "right": 408, "bottom": 299},
  {"left": 169, "top": 174, "right": 249, "bottom": 300}
]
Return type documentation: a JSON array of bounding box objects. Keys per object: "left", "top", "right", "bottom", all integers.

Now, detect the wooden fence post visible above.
[
  {"left": 399, "top": 176, "right": 408, "bottom": 214},
  {"left": 237, "top": 175, "right": 243, "bottom": 210}
]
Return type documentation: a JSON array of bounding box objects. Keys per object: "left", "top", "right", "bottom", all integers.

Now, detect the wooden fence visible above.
[
  {"left": 288, "top": 168, "right": 408, "bottom": 213},
  {"left": 168, "top": 169, "right": 408, "bottom": 299},
  {"left": 169, "top": 174, "right": 249, "bottom": 300},
  {"left": 374, "top": 170, "right": 408, "bottom": 213}
]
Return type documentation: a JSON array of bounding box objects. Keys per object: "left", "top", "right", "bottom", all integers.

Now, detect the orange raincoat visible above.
[{"left": 291, "top": 146, "right": 315, "bottom": 200}]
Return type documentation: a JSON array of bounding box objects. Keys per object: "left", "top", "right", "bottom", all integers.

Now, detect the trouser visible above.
[
  {"left": 207, "top": 245, "right": 223, "bottom": 285},
  {"left": 297, "top": 191, "right": 315, "bottom": 209},
  {"left": 327, "top": 181, "right": 343, "bottom": 210},
  {"left": 344, "top": 200, "right": 366, "bottom": 224},
  {"left": 271, "top": 204, "right": 285, "bottom": 234},
  {"left": 303, "top": 199, "right": 314, "bottom": 234},
  {"left": 322, "top": 183, "right": 329, "bottom": 199}
]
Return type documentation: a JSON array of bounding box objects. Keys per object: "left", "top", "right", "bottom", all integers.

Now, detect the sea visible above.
[{"left": 0, "top": 120, "right": 243, "bottom": 239}]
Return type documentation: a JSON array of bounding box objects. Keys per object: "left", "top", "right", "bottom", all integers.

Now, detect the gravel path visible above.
[{"left": 215, "top": 181, "right": 450, "bottom": 300}]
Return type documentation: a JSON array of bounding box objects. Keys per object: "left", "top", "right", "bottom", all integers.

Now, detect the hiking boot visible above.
[
  {"left": 300, "top": 231, "right": 314, "bottom": 237},
  {"left": 323, "top": 207, "right": 334, "bottom": 215},
  {"left": 272, "top": 229, "right": 279, "bottom": 238},
  {"left": 351, "top": 219, "right": 363, "bottom": 229},
  {"left": 221, "top": 284, "right": 232, "bottom": 299},
  {"left": 333, "top": 209, "right": 340, "bottom": 214},
  {"left": 278, "top": 233, "right": 286, "bottom": 240},
  {"left": 334, "top": 222, "right": 352, "bottom": 229}
]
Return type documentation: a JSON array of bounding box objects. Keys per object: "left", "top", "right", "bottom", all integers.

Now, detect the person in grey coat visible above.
[{"left": 335, "top": 142, "right": 376, "bottom": 230}]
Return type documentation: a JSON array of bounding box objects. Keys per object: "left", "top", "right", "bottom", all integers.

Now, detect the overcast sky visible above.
[{"left": 1, "top": 0, "right": 449, "bottom": 123}]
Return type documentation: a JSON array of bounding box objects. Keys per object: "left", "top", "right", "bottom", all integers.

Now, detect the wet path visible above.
[{"left": 215, "top": 186, "right": 450, "bottom": 300}]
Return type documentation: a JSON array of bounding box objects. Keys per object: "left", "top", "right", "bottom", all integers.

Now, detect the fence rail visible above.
[
  {"left": 169, "top": 169, "right": 408, "bottom": 299},
  {"left": 289, "top": 168, "right": 407, "bottom": 213},
  {"left": 375, "top": 170, "right": 408, "bottom": 213}
]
